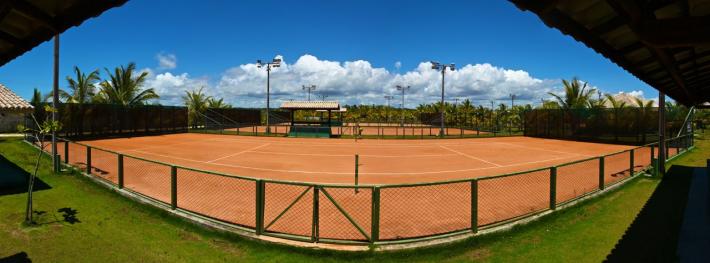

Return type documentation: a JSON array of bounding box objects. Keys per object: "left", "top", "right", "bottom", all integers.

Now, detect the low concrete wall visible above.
[{"left": 0, "top": 111, "right": 26, "bottom": 133}]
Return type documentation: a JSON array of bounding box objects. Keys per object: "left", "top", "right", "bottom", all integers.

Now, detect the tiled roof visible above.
[
  {"left": 0, "top": 84, "right": 33, "bottom": 110},
  {"left": 280, "top": 101, "right": 340, "bottom": 110}
]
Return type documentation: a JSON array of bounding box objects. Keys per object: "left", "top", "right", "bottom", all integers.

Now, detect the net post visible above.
[
  {"left": 599, "top": 156, "right": 605, "bottom": 190},
  {"left": 170, "top": 166, "right": 177, "bottom": 210},
  {"left": 255, "top": 180, "right": 265, "bottom": 235},
  {"left": 64, "top": 140, "right": 68, "bottom": 164},
  {"left": 630, "top": 149, "right": 635, "bottom": 176},
  {"left": 371, "top": 186, "right": 380, "bottom": 243},
  {"left": 549, "top": 166, "right": 557, "bottom": 210},
  {"left": 311, "top": 186, "right": 320, "bottom": 243},
  {"left": 354, "top": 154, "right": 359, "bottom": 194},
  {"left": 471, "top": 179, "right": 478, "bottom": 233},
  {"left": 117, "top": 154, "right": 124, "bottom": 189},
  {"left": 86, "top": 146, "right": 92, "bottom": 174}
]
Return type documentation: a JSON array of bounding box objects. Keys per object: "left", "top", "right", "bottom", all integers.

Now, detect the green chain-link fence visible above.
[{"left": 52, "top": 134, "right": 694, "bottom": 246}]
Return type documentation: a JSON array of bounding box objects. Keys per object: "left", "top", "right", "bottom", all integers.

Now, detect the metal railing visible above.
[{"left": 52, "top": 133, "right": 694, "bottom": 246}]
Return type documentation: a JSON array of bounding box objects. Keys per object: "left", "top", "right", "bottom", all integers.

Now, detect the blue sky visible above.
[{"left": 0, "top": 0, "right": 656, "bottom": 107}]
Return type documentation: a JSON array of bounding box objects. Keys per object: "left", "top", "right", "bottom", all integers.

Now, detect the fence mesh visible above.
[
  {"left": 524, "top": 108, "right": 688, "bottom": 145},
  {"left": 633, "top": 146, "right": 653, "bottom": 173},
  {"left": 478, "top": 169, "right": 550, "bottom": 226},
  {"left": 318, "top": 187, "right": 372, "bottom": 241},
  {"left": 263, "top": 182, "right": 314, "bottom": 237},
  {"left": 556, "top": 158, "right": 600, "bottom": 204},
  {"left": 379, "top": 182, "right": 470, "bottom": 240},
  {"left": 67, "top": 142, "right": 87, "bottom": 170},
  {"left": 123, "top": 156, "right": 171, "bottom": 203},
  {"left": 176, "top": 168, "right": 256, "bottom": 227},
  {"left": 604, "top": 151, "right": 632, "bottom": 186},
  {"left": 89, "top": 148, "right": 118, "bottom": 184}
]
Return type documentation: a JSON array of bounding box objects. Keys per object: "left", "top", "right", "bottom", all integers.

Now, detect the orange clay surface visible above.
[
  {"left": 59, "top": 133, "right": 661, "bottom": 240},
  {"left": 76, "top": 133, "right": 635, "bottom": 185},
  {"left": 224, "top": 124, "right": 489, "bottom": 137}
]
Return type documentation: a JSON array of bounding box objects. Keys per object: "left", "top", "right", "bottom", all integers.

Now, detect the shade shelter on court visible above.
[{"left": 280, "top": 101, "right": 340, "bottom": 138}]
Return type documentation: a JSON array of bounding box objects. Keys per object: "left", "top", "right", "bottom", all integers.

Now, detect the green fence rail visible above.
[{"left": 51, "top": 134, "right": 694, "bottom": 246}]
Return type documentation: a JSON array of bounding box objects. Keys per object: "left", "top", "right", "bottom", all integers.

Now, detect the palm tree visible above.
[
  {"left": 96, "top": 63, "right": 159, "bottom": 105},
  {"left": 65, "top": 66, "right": 100, "bottom": 104},
  {"left": 548, "top": 77, "right": 596, "bottom": 109},
  {"left": 207, "top": 97, "right": 232, "bottom": 109},
  {"left": 62, "top": 66, "right": 101, "bottom": 135},
  {"left": 183, "top": 87, "right": 211, "bottom": 128},
  {"left": 633, "top": 97, "right": 654, "bottom": 143},
  {"left": 605, "top": 94, "right": 627, "bottom": 142},
  {"left": 587, "top": 91, "right": 607, "bottom": 109}
]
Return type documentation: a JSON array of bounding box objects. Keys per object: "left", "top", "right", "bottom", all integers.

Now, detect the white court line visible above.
[
  {"left": 206, "top": 143, "right": 271, "bottom": 163},
  {"left": 129, "top": 149, "right": 579, "bottom": 175},
  {"left": 438, "top": 145, "right": 503, "bottom": 167},
  {"left": 491, "top": 142, "right": 594, "bottom": 157},
  {"left": 122, "top": 137, "right": 223, "bottom": 152},
  {"left": 207, "top": 137, "right": 494, "bottom": 148},
  {"left": 245, "top": 150, "right": 459, "bottom": 158}
]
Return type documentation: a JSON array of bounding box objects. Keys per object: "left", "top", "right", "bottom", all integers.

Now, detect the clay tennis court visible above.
[
  {"left": 222, "top": 123, "right": 489, "bottom": 137},
  {"left": 56, "top": 133, "right": 663, "bottom": 242}
]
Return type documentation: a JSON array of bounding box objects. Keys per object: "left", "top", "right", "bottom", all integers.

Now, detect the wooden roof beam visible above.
[
  {"left": 606, "top": 0, "right": 694, "bottom": 104},
  {"left": 10, "top": 0, "right": 57, "bottom": 32}
]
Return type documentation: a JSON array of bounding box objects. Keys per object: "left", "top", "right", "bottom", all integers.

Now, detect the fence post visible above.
[
  {"left": 599, "top": 156, "right": 605, "bottom": 190},
  {"left": 64, "top": 141, "right": 69, "bottom": 164},
  {"left": 171, "top": 166, "right": 177, "bottom": 210},
  {"left": 549, "top": 167, "right": 557, "bottom": 210},
  {"left": 630, "top": 149, "right": 635, "bottom": 176},
  {"left": 86, "top": 146, "right": 92, "bottom": 174},
  {"left": 371, "top": 186, "right": 380, "bottom": 243},
  {"left": 118, "top": 154, "right": 124, "bottom": 189},
  {"left": 354, "top": 155, "right": 359, "bottom": 193},
  {"left": 651, "top": 145, "right": 655, "bottom": 168},
  {"left": 311, "top": 186, "right": 320, "bottom": 243},
  {"left": 471, "top": 180, "right": 478, "bottom": 233},
  {"left": 255, "top": 180, "right": 265, "bottom": 235}
]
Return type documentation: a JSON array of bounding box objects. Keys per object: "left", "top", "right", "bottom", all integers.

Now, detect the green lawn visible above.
[{"left": 0, "top": 132, "right": 707, "bottom": 262}]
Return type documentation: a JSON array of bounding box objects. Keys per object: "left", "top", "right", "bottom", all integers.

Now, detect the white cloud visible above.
[
  {"left": 156, "top": 53, "right": 177, "bottom": 70},
  {"left": 394, "top": 61, "right": 401, "bottom": 71},
  {"left": 141, "top": 54, "right": 623, "bottom": 108},
  {"left": 144, "top": 72, "right": 210, "bottom": 105}
]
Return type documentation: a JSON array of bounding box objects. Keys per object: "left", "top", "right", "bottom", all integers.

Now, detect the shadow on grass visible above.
[
  {"left": 0, "top": 251, "right": 31, "bottom": 262},
  {"left": 605, "top": 165, "right": 694, "bottom": 262},
  {"left": 0, "top": 155, "right": 51, "bottom": 196}
]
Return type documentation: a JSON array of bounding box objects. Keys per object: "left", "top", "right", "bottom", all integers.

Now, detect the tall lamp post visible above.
[
  {"left": 302, "top": 85, "right": 316, "bottom": 101},
  {"left": 510, "top": 94, "right": 516, "bottom": 134},
  {"left": 257, "top": 57, "right": 282, "bottom": 134},
  {"left": 384, "top": 95, "right": 394, "bottom": 123},
  {"left": 431, "top": 61, "right": 456, "bottom": 137},
  {"left": 396, "top": 85, "right": 410, "bottom": 127}
]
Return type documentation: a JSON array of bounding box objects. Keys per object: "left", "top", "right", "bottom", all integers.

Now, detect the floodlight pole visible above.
[
  {"left": 396, "top": 85, "right": 410, "bottom": 127},
  {"left": 431, "top": 61, "right": 455, "bottom": 138},
  {"left": 52, "top": 34, "right": 59, "bottom": 173},
  {"left": 303, "top": 85, "right": 316, "bottom": 101},
  {"left": 257, "top": 57, "right": 281, "bottom": 134},
  {"left": 384, "top": 95, "right": 394, "bottom": 123},
  {"left": 267, "top": 67, "right": 270, "bottom": 133},
  {"left": 510, "top": 94, "right": 516, "bottom": 134},
  {"left": 658, "top": 92, "right": 666, "bottom": 175},
  {"left": 453, "top": 98, "right": 460, "bottom": 126}
]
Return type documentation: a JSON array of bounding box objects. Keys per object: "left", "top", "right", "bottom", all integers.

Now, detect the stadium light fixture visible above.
[
  {"left": 430, "top": 61, "right": 456, "bottom": 137},
  {"left": 384, "top": 95, "right": 394, "bottom": 123},
  {"left": 396, "top": 85, "right": 411, "bottom": 127},
  {"left": 256, "top": 56, "right": 282, "bottom": 134},
  {"left": 302, "top": 85, "right": 317, "bottom": 101}
]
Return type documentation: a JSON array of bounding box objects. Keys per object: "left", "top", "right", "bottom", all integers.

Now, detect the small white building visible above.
[{"left": 0, "top": 84, "right": 33, "bottom": 133}]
